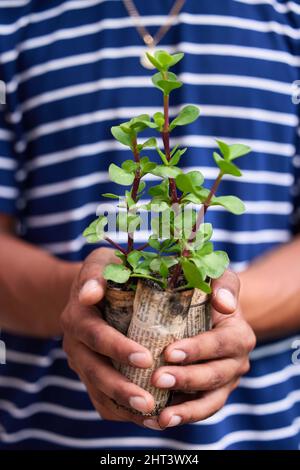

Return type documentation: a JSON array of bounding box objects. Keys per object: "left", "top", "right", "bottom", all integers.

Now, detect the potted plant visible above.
[{"left": 83, "top": 50, "right": 251, "bottom": 415}]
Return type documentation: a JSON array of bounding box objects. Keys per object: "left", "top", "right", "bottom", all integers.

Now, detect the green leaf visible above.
[
  {"left": 125, "top": 190, "right": 135, "bottom": 208},
  {"left": 181, "top": 258, "right": 211, "bottom": 293},
  {"left": 140, "top": 157, "right": 157, "bottom": 175},
  {"left": 150, "top": 200, "right": 170, "bottom": 212},
  {"left": 169, "top": 147, "right": 187, "bottom": 166},
  {"left": 170, "top": 105, "right": 200, "bottom": 130},
  {"left": 156, "top": 146, "right": 169, "bottom": 165},
  {"left": 122, "top": 160, "right": 138, "bottom": 173},
  {"left": 102, "top": 193, "right": 120, "bottom": 199},
  {"left": 157, "top": 78, "right": 183, "bottom": 95},
  {"left": 212, "top": 195, "right": 245, "bottom": 215},
  {"left": 216, "top": 140, "right": 251, "bottom": 161},
  {"left": 154, "top": 50, "right": 174, "bottom": 70},
  {"left": 199, "top": 223, "right": 213, "bottom": 243},
  {"left": 195, "top": 241, "right": 214, "bottom": 256},
  {"left": 103, "top": 264, "right": 131, "bottom": 284},
  {"left": 213, "top": 153, "right": 242, "bottom": 177},
  {"left": 109, "top": 163, "right": 135, "bottom": 186},
  {"left": 228, "top": 143, "right": 251, "bottom": 160},
  {"left": 117, "top": 213, "right": 141, "bottom": 232},
  {"left": 175, "top": 170, "right": 204, "bottom": 195},
  {"left": 138, "top": 181, "right": 146, "bottom": 193},
  {"left": 129, "top": 114, "right": 155, "bottom": 133},
  {"left": 127, "top": 250, "right": 142, "bottom": 269},
  {"left": 152, "top": 72, "right": 182, "bottom": 95},
  {"left": 201, "top": 251, "right": 230, "bottom": 279},
  {"left": 146, "top": 52, "right": 163, "bottom": 71},
  {"left": 111, "top": 126, "right": 132, "bottom": 147},
  {"left": 168, "top": 52, "right": 184, "bottom": 67},
  {"left": 82, "top": 216, "right": 108, "bottom": 243},
  {"left": 140, "top": 137, "right": 157, "bottom": 149},
  {"left": 149, "top": 180, "right": 170, "bottom": 200},
  {"left": 153, "top": 112, "right": 165, "bottom": 131},
  {"left": 151, "top": 165, "right": 182, "bottom": 179},
  {"left": 147, "top": 51, "right": 184, "bottom": 72},
  {"left": 148, "top": 236, "right": 161, "bottom": 250}
]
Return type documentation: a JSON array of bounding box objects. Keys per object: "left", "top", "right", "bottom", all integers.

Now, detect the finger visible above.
[
  {"left": 83, "top": 384, "right": 145, "bottom": 427},
  {"left": 76, "top": 247, "right": 117, "bottom": 305},
  {"left": 164, "top": 319, "right": 255, "bottom": 363},
  {"left": 155, "top": 381, "right": 238, "bottom": 429},
  {"left": 64, "top": 304, "right": 152, "bottom": 367},
  {"left": 151, "top": 358, "right": 248, "bottom": 392},
  {"left": 64, "top": 337, "right": 155, "bottom": 415},
  {"left": 211, "top": 269, "right": 240, "bottom": 314}
]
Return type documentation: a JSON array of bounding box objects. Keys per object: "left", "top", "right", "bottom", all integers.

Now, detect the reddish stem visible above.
[
  {"left": 162, "top": 94, "right": 178, "bottom": 204},
  {"left": 127, "top": 137, "right": 141, "bottom": 253},
  {"left": 105, "top": 237, "right": 127, "bottom": 255},
  {"left": 168, "top": 171, "right": 224, "bottom": 289},
  {"left": 136, "top": 242, "right": 149, "bottom": 251}
]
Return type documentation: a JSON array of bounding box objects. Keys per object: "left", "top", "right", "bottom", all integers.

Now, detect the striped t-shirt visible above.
[{"left": 1, "top": 0, "right": 300, "bottom": 450}]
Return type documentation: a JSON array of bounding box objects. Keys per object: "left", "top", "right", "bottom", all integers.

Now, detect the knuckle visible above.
[
  {"left": 246, "top": 330, "right": 257, "bottom": 352},
  {"left": 208, "top": 369, "right": 225, "bottom": 389},
  {"left": 179, "top": 402, "right": 194, "bottom": 423},
  {"left": 86, "top": 326, "right": 102, "bottom": 352},
  {"left": 214, "top": 334, "right": 226, "bottom": 358},
  {"left": 240, "top": 359, "right": 250, "bottom": 376},
  {"left": 111, "top": 381, "right": 128, "bottom": 404},
  {"left": 84, "top": 364, "right": 99, "bottom": 385},
  {"left": 113, "top": 340, "right": 128, "bottom": 362},
  {"left": 175, "top": 368, "right": 193, "bottom": 391},
  {"left": 235, "top": 322, "right": 256, "bottom": 355}
]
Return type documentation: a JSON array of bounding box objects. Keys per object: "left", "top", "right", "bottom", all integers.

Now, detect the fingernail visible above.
[
  {"left": 129, "top": 396, "right": 148, "bottom": 413},
  {"left": 79, "top": 279, "right": 101, "bottom": 299},
  {"left": 156, "top": 373, "right": 176, "bottom": 388},
  {"left": 167, "top": 415, "right": 182, "bottom": 427},
  {"left": 143, "top": 419, "right": 162, "bottom": 431},
  {"left": 168, "top": 349, "right": 187, "bottom": 362},
  {"left": 216, "top": 288, "right": 236, "bottom": 311},
  {"left": 129, "top": 352, "right": 150, "bottom": 367}
]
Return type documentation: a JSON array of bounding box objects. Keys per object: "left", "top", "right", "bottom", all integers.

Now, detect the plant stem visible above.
[
  {"left": 105, "top": 237, "right": 127, "bottom": 255},
  {"left": 168, "top": 171, "right": 224, "bottom": 289},
  {"left": 162, "top": 93, "right": 178, "bottom": 204},
  {"left": 188, "top": 170, "right": 223, "bottom": 244},
  {"left": 127, "top": 137, "right": 141, "bottom": 253},
  {"left": 136, "top": 242, "right": 149, "bottom": 251}
]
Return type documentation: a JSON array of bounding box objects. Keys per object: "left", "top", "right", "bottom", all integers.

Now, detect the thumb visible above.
[
  {"left": 79, "top": 279, "right": 105, "bottom": 306},
  {"left": 211, "top": 269, "right": 240, "bottom": 315},
  {"left": 77, "top": 247, "right": 116, "bottom": 306}
]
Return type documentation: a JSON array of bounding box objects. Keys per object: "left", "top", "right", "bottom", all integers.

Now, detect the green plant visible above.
[{"left": 83, "top": 50, "right": 251, "bottom": 293}]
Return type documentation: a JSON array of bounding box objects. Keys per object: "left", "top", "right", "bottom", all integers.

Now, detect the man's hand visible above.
[
  {"left": 61, "top": 247, "right": 156, "bottom": 425},
  {"left": 61, "top": 249, "right": 256, "bottom": 429},
  {"left": 144, "top": 271, "right": 256, "bottom": 430}
]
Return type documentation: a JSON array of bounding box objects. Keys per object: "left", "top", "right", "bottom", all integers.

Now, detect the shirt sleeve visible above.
[{"left": 0, "top": 106, "right": 19, "bottom": 215}]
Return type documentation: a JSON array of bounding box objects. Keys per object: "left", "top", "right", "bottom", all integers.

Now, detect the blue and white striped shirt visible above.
[{"left": 0, "top": 0, "right": 300, "bottom": 450}]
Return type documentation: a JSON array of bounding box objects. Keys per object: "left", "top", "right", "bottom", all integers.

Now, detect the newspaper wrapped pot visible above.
[
  {"left": 103, "top": 285, "right": 134, "bottom": 335},
  {"left": 119, "top": 280, "right": 193, "bottom": 415},
  {"left": 184, "top": 288, "right": 212, "bottom": 338}
]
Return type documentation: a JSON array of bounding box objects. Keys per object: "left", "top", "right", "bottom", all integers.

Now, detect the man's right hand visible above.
[{"left": 60, "top": 247, "right": 155, "bottom": 424}]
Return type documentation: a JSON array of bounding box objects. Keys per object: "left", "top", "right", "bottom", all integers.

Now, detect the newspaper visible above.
[
  {"left": 184, "top": 289, "right": 211, "bottom": 337},
  {"left": 119, "top": 281, "right": 193, "bottom": 415}
]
